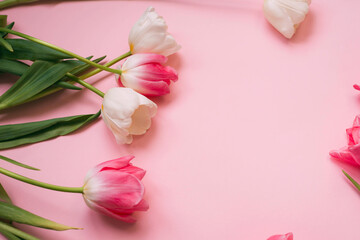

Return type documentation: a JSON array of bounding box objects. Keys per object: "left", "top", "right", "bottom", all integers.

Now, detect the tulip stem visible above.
[
  {"left": 79, "top": 51, "right": 132, "bottom": 80},
  {"left": 65, "top": 73, "right": 105, "bottom": 98},
  {"left": 0, "top": 167, "right": 84, "bottom": 193},
  {"left": 0, "top": 28, "right": 122, "bottom": 75}
]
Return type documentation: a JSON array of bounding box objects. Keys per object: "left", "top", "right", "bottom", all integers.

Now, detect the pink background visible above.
[{"left": 1, "top": 0, "right": 360, "bottom": 239}]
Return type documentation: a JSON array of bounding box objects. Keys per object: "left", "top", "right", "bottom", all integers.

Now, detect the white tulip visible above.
[
  {"left": 263, "top": 0, "right": 311, "bottom": 39},
  {"left": 129, "top": 6, "right": 181, "bottom": 56},
  {"left": 101, "top": 88, "right": 157, "bottom": 144}
]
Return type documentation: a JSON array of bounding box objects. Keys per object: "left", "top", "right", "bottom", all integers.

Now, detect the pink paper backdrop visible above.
[{"left": 1, "top": 0, "right": 360, "bottom": 239}]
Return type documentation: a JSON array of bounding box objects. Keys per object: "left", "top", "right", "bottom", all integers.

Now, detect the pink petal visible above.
[
  {"left": 84, "top": 171, "right": 144, "bottom": 209},
  {"left": 348, "top": 144, "right": 360, "bottom": 165},
  {"left": 137, "top": 79, "right": 170, "bottom": 96},
  {"left": 85, "top": 156, "right": 135, "bottom": 181},
  {"left": 132, "top": 64, "right": 178, "bottom": 82},
  {"left": 120, "top": 165, "right": 146, "bottom": 180},
  {"left": 346, "top": 128, "right": 356, "bottom": 146},
  {"left": 329, "top": 148, "right": 359, "bottom": 166},
  {"left": 267, "top": 232, "right": 293, "bottom": 240},
  {"left": 354, "top": 84, "right": 360, "bottom": 91},
  {"left": 85, "top": 198, "right": 137, "bottom": 223}
]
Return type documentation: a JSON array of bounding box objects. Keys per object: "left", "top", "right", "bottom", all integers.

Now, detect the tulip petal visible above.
[
  {"left": 267, "top": 232, "right": 293, "bottom": 240},
  {"left": 84, "top": 171, "right": 144, "bottom": 209},
  {"left": 85, "top": 156, "right": 135, "bottom": 182},
  {"left": 122, "top": 53, "right": 167, "bottom": 70},
  {"left": 84, "top": 198, "right": 137, "bottom": 223},
  {"left": 330, "top": 148, "right": 359, "bottom": 166}
]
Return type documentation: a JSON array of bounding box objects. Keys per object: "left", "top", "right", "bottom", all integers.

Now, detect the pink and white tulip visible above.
[
  {"left": 101, "top": 87, "right": 157, "bottom": 144},
  {"left": 330, "top": 115, "right": 360, "bottom": 166},
  {"left": 82, "top": 156, "right": 148, "bottom": 223},
  {"left": 263, "top": 0, "right": 311, "bottom": 39},
  {"left": 129, "top": 7, "right": 181, "bottom": 56},
  {"left": 117, "top": 53, "right": 178, "bottom": 96},
  {"left": 267, "top": 232, "right": 293, "bottom": 240}
]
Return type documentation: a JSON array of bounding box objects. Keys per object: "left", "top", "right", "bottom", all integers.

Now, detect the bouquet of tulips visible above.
[{"left": 0, "top": 6, "right": 180, "bottom": 239}]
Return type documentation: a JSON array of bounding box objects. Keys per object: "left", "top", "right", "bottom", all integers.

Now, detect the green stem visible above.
[
  {"left": 0, "top": 167, "right": 83, "bottom": 193},
  {"left": 79, "top": 51, "right": 132, "bottom": 80},
  {"left": 0, "top": 222, "right": 39, "bottom": 240},
  {"left": 0, "top": 0, "right": 38, "bottom": 10},
  {"left": 66, "top": 73, "right": 104, "bottom": 98},
  {"left": 0, "top": 28, "right": 122, "bottom": 75}
]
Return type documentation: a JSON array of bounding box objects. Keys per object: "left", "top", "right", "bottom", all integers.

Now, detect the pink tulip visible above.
[
  {"left": 117, "top": 53, "right": 178, "bottom": 96},
  {"left": 82, "top": 156, "right": 148, "bottom": 223},
  {"left": 330, "top": 115, "right": 360, "bottom": 166},
  {"left": 267, "top": 232, "right": 293, "bottom": 240}
]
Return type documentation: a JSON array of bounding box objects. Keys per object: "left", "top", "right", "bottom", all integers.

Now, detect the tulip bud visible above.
[
  {"left": 117, "top": 53, "right": 178, "bottom": 96},
  {"left": 263, "top": 0, "right": 311, "bottom": 39},
  {"left": 83, "top": 156, "right": 148, "bottom": 223},
  {"left": 101, "top": 87, "right": 157, "bottom": 144},
  {"left": 129, "top": 6, "right": 181, "bottom": 56}
]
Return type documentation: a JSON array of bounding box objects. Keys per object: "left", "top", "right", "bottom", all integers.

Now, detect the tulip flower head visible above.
[
  {"left": 101, "top": 87, "right": 157, "bottom": 144},
  {"left": 117, "top": 53, "right": 178, "bottom": 96},
  {"left": 263, "top": 0, "right": 311, "bottom": 39},
  {"left": 83, "top": 156, "right": 148, "bottom": 223},
  {"left": 267, "top": 232, "right": 293, "bottom": 240},
  {"left": 129, "top": 6, "right": 181, "bottom": 56},
  {"left": 330, "top": 115, "right": 360, "bottom": 166}
]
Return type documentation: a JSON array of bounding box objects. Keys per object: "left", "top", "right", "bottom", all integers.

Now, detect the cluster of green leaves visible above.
[
  {"left": 0, "top": 16, "right": 103, "bottom": 149},
  {"left": 0, "top": 155, "right": 79, "bottom": 240}
]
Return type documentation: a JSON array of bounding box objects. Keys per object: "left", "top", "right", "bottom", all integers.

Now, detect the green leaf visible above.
[
  {"left": 0, "top": 156, "right": 39, "bottom": 171},
  {"left": 0, "top": 59, "right": 28, "bottom": 76},
  {"left": 0, "top": 22, "right": 15, "bottom": 38},
  {"left": 0, "top": 16, "right": 6, "bottom": 28},
  {"left": 53, "top": 81, "right": 82, "bottom": 90},
  {"left": 0, "top": 111, "right": 101, "bottom": 150},
  {"left": 19, "top": 55, "right": 106, "bottom": 105},
  {"left": 0, "top": 37, "right": 12, "bottom": 52},
  {"left": 343, "top": 170, "right": 360, "bottom": 192},
  {"left": 0, "top": 201, "right": 79, "bottom": 231},
  {"left": 0, "top": 60, "right": 84, "bottom": 110},
  {"left": 0, "top": 183, "right": 11, "bottom": 204},
  {"left": 0, "top": 39, "right": 71, "bottom": 61}
]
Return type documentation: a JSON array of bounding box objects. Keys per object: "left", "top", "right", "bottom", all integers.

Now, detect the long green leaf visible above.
[
  {"left": 0, "top": 59, "right": 28, "bottom": 76},
  {"left": 0, "top": 111, "right": 101, "bottom": 149},
  {"left": 0, "top": 22, "right": 14, "bottom": 38},
  {"left": 0, "top": 156, "right": 39, "bottom": 171},
  {"left": 21, "top": 55, "right": 106, "bottom": 105},
  {"left": 0, "top": 183, "right": 11, "bottom": 204},
  {"left": 0, "top": 39, "right": 71, "bottom": 61},
  {"left": 0, "top": 201, "right": 78, "bottom": 231},
  {"left": 0, "top": 222, "right": 33, "bottom": 240},
  {"left": 0, "top": 60, "right": 84, "bottom": 110},
  {"left": 0, "top": 37, "right": 13, "bottom": 52}
]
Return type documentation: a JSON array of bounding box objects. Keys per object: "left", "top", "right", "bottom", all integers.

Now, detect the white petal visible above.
[
  {"left": 101, "top": 88, "right": 157, "bottom": 144},
  {"left": 263, "top": 0, "right": 310, "bottom": 39},
  {"left": 129, "top": 6, "right": 181, "bottom": 56}
]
